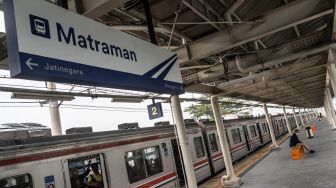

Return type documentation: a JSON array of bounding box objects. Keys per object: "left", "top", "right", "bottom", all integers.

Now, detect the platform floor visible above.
[{"left": 241, "top": 119, "right": 336, "bottom": 188}]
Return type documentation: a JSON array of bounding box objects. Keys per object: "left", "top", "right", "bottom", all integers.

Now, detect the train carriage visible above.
[{"left": 0, "top": 115, "right": 297, "bottom": 188}]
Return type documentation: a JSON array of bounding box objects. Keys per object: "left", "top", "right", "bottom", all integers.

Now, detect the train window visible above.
[
  {"left": 125, "top": 145, "right": 163, "bottom": 184},
  {"left": 0, "top": 174, "right": 33, "bottom": 188},
  {"left": 231, "top": 128, "right": 242, "bottom": 144},
  {"left": 126, "top": 149, "right": 147, "bottom": 183},
  {"left": 249, "top": 125, "right": 257, "bottom": 137},
  {"left": 144, "top": 146, "right": 163, "bottom": 176},
  {"left": 280, "top": 120, "right": 284, "bottom": 127},
  {"left": 208, "top": 133, "right": 218, "bottom": 152},
  {"left": 274, "top": 120, "right": 278, "bottom": 127},
  {"left": 67, "top": 154, "right": 106, "bottom": 188},
  {"left": 261, "top": 123, "right": 268, "bottom": 133},
  {"left": 194, "top": 137, "right": 205, "bottom": 158},
  {"left": 277, "top": 120, "right": 282, "bottom": 128}
]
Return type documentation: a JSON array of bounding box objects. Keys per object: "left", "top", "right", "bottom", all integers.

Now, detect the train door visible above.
[
  {"left": 202, "top": 131, "right": 215, "bottom": 175},
  {"left": 242, "top": 125, "right": 251, "bottom": 151},
  {"left": 256, "top": 123, "right": 264, "bottom": 144},
  {"left": 171, "top": 139, "right": 186, "bottom": 187},
  {"left": 273, "top": 120, "right": 279, "bottom": 137}
]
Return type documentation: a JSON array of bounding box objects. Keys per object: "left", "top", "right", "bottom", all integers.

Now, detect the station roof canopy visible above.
[{"left": 0, "top": 0, "right": 335, "bottom": 108}]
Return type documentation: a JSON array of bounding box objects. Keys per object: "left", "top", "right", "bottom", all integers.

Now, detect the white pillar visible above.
[
  {"left": 325, "top": 99, "right": 335, "bottom": 127},
  {"left": 211, "top": 96, "right": 240, "bottom": 186},
  {"left": 47, "top": 82, "right": 62, "bottom": 135},
  {"left": 327, "top": 64, "right": 336, "bottom": 95},
  {"left": 282, "top": 106, "right": 292, "bottom": 135},
  {"left": 325, "top": 88, "right": 336, "bottom": 129},
  {"left": 324, "top": 98, "right": 333, "bottom": 124},
  {"left": 171, "top": 95, "right": 197, "bottom": 188},
  {"left": 303, "top": 108, "right": 309, "bottom": 123},
  {"left": 292, "top": 107, "right": 300, "bottom": 130},
  {"left": 310, "top": 108, "right": 314, "bottom": 121},
  {"left": 263, "top": 103, "right": 279, "bottom": 148},
  {"left": 298, "top": 108, "right": 305, "bottom": 126},
  {"left": 306, "top": 108, "right": 311, "bottom": 122}
]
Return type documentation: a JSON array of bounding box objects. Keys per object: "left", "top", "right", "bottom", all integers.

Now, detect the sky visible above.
[{"left": 0, "top": 10, "right": 316, "bottom": 134}]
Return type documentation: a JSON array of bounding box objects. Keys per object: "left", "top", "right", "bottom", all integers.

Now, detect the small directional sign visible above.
[{"left": 148, "top": 102, "right": 163, "bottom": 120}]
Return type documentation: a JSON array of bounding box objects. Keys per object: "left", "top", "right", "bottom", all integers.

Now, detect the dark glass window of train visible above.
[
  {"left": 249, "top": 125, "right": 257, "bottom": 137},
  {"left": 261, "top": 123, "right": 268, "bottom": 133},
  {"left": 0, "top": 174, "right": 33, "bottom": 188},
  {"left": 125, "top": 145, "right": 163, "bottom": 184},
  {"left": 67, "top": 154, "right": 105, "bottom": 188},
  {"left": 209, "top": 133, "right": 218, "bottom": 152},
  {"left": 194, "top": 137, "right": 205, "bottom": 158},
  {"left": 231, "top": 128, "right": 242, "bottom": 144}
]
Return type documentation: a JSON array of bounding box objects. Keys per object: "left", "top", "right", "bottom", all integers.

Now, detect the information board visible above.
[{"left": 4, "top": 0, "right": 184, "bottom": 94}]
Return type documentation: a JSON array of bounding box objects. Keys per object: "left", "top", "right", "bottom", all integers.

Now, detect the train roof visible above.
[
  {"left": 0, "top": 115, "right": 294, "bottom": 153},
  {"left": 0, "top": 123, "right": 48, "bottom": 130},
  {"left": 0, "top": 122, "right": 203, "bottom": 153}
]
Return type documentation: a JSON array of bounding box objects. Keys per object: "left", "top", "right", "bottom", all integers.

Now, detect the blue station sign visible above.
[{"left": 4, "top": 0, "right": 184, "bottom": 94}]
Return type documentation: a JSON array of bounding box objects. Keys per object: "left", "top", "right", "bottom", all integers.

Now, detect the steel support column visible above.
[
  {"left": 47, "top": 82, "right": 62, "bottom": 135},
  {"left": 282, "top": 106, "right": 292, "bottom": 134},
  {"left": 327, "top": 50, "right": 336, "bottom": 94},
  {"left": 211, "top": 96, "right": 240, "bottom": 187},
  {"left": 263, "top": 104, "right": 279, "bottom": 148},
  {"left": 304, "top": 108, "right": 310, "bottom": 123},
  {"left": 292, "top": 107, "right": 300, "bottom": 130},
  {"left": 324, "top": 98, "right": 332, "bottom": 123},
  {"left": 171, "top": 95, "right": 198, "bottom": 188},
  {"left": 324, "top": 97, "right": 336, "bottom": 128},
  {"left": 298, "top": 108, "right": 305, "bottom": 126},
  {"left": 325, "top": 88, "right": 336, "bottom": 128},
  {"left": 142, "top": 0, "right": 158, "bottom": 45}
]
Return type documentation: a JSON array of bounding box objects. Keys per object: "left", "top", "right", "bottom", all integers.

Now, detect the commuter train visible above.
[{"left": 0, "top": 113, "right": 313, "bottom": 188}]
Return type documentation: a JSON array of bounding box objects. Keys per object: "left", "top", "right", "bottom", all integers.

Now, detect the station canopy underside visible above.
[{"left": 0, "top": 0, "right": 335, "bottom": 108}]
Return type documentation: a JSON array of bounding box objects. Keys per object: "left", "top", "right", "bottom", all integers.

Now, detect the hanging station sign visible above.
[
  {"left": 147, "top": 102, "right": 163, "bottom": 119},
  {"left": 4, "top": 0, "right": 184, "bottom": 94}
]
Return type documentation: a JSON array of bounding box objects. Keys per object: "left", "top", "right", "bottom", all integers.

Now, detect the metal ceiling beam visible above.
[
  {"left": 275, "top": 96, "right": 323, "bottom": 107},
  {"left": 217, "top": 0, "right": 266, "bottom": 48},
  {"left": 276, "top": 68, "right": 325, "bottom": 84},
  {"left": 218, "top": 55, "right": 324, "bottom": 90},
  {"left": 127, "top": 9, "right": 192, "bottom": 42},
  {"left": 197, "top": 0, "right": 222, "bottom": 21},
  {"left": 263, "top": 85, "right": 325, "bottom": 99},
  {"left": 220, "top": 73, "right": 326, "bottom": 96},
  {"left": 185, "top": 83, "right": 221, "bottom": 94},
  {"left": 246, "top": 80, "right": 324, "bottom": 98},
  {"left": 282, "top": 0, "right": 301, "bottom": 37},
  {"left": 332, "top": 0, "right": 336, "bottom": 40},
  {"left": 70, "top": 0, "right": 127, "bottom": 19},
  {"left": 182, "top": 0, "right": 221, "bottom": 30},
  {"left": 269, "top": 90, "right": 324, "bottom": 103},
  {"left": 174, "top": 0, "right": 332, "bottom": 63}
]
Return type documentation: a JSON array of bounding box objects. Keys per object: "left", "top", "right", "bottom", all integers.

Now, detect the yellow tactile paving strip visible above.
[{"left": 199, "top": 135, "right": 289, "bottom": 188}]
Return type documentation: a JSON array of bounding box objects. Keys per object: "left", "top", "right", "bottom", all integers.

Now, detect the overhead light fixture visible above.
[
  {"left": 11, "top": 92, "right": 75, "bottom": 101},
  {"left": 111, "top": 97, "right": 143, "bottom": 103}
]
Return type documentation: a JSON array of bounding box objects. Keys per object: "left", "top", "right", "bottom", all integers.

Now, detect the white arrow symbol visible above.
[{"left": 25, "top": 58, "right": 38, "bottom": 70}]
